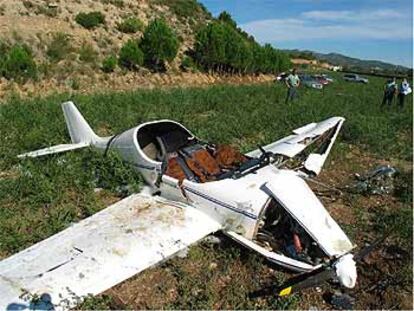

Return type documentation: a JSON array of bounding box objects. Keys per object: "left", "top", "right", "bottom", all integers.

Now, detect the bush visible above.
[
  {"left": 101, "top": 55, "right": 117, "bottom": 73},
  {"left": 117, "top": 16, "right": 144, "bottom": 33},
  {"left": 0, "top": 40, "right": 9, "bottom": 67},
  {"left": 46, "top": 32, "right": 72, "bottom": 62},
  {"left": 118, "top": 39, "right": 143, "bottom": 69},
  {"left": 101, "top": 0, "right": 124, "bottom": 8},
  {"left": 180, "top": 56, "right": 197, "bottom": 72},
  {"left": 75, "top": 11, "right": 105, "bottom": 29},
  {"left": 1, "top": 44, "right": 37, "bottom": 82},
  {"left": 153, "top": 0, "right": 211, "bottom": 22},
  {"left": 78, "top": 43, "right": 98, "bottom": 63},
  {"left": 35, "top": 5, "right": 58, "bottom": 17},
  {"left": 140, "top": 18, "right": 179, "bottom": 70}
]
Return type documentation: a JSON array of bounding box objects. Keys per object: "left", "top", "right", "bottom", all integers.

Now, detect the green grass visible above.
[{"left": 0, "top": 73, "right": 412, "bottom": 308}]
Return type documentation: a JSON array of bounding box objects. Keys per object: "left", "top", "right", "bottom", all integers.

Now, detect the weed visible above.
[
  {"left": 394, "top": 170, "right": 413, "bottom": 203},
  {"left": 118, "top": 39, "right": 143, "bottom": 70},
  {"left": 0, "top": 149, "right": 141, "bottom": 255},
  {"left": 117, "top": 16, "right": 144, "bottom": 33},
  {"left": 101, "top": 0, "right": 124, "bottom": 8},
  {"left": 35, "top": 5, "right": 58, "bottom": 17},
  {"left": 153, "top": 0, "right": 211, "bottom": 22},
  {"left": 75, "top": 12, "right": 105, "bottom": 29},
  {"left": 23, "top": 1, "right": 35, "bottom": 9},
  {"left": 69, "top": 77, "right": 80, "bottom": 90},
  {"left": 1, "top": 44, "right": 37, "bottom": 82},
  {"left": 0, "top": 76, "right": 412, "bottom": 309},
  {"left": 101, "top": 55, "right": 117, "bottom": 73},
  {"left": 46, "top": 32, "right": 72, "bottom": 62},
  {"left": 180, "top": 55, "right": 198, "bottom": 72},
  {"left": 78, "top": 294, "right": 122, "bottom": 310},
  {"left": 78, "top": 43, "right": 98, "bottom": 64}
]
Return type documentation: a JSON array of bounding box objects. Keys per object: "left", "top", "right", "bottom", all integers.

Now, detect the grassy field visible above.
[{"left": 0, "top": 73, "right": 412, "bottom": 309}]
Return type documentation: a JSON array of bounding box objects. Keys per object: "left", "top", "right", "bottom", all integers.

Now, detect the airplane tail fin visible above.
[
  {"left": 62, "top": 101, "right": 99, "bottom": 144},
  {"left": 18, "top": 101, "right": 98, "bottom": 159}
]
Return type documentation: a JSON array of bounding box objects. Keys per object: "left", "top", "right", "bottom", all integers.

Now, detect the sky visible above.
[{"left": 199, "top": 0, "right": 413, "bottom": 67}]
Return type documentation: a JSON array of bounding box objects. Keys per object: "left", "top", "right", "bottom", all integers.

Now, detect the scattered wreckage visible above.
[{"left": 1, "top": 102, "right": 366, "bottom": 309}]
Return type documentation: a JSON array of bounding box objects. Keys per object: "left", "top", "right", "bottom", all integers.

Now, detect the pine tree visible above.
[{"left": 140, "top": 19, "right": 179, "bottom": 70}]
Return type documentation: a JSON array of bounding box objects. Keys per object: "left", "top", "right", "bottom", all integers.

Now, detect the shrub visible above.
[
  {"left": 218, "top": 11, "right": 237, "bottom": 28},
  {"left": 35, "top": 5, "right": 58, "bottom": 17},
  {"left": 101, "top": 0, "right": 124, "bottom": 8},
  {"left": 117, "top": 16, "right": 143, "bottom": 33},
  {"left": 118, "top": 39, "right": 143, "bottom": 69},
  {"left": 180, "top": 56, "right": 197, "bottom": 72},
  {"left": 1, "top": 44, "right": 37, "bottom": 82},
  {"left": 101, "top": 55, "right": 117, "bottom": 73},
  {"left": 140, "top": 18, "right": 178, "bottom": 70},
  {"left": 0, "top": 40, "right": 9, "bottom": 65},
  {"left": 75, "top": 11, "right": 105, "bottom": 29},
  {"left": 78, "top": 43, "right": 98, "bottom": 63},
  {"left": 46, "top": 32, "right": 72, "bottom": 62},
  {"left": 153, "top": 0, "right": 211, "bottom": 21}
]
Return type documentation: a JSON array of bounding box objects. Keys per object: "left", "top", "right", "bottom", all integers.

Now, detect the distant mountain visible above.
[{"left": 285, "top": 49, "right": 411, "bottom": 73}]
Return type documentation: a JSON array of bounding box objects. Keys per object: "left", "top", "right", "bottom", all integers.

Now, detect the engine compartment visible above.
[{"left": 255, "top": 199, "right": 327, "bottom": 265}]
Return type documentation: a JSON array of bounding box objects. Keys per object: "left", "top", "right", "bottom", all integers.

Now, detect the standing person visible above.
[
  {"left": 285, "top": 69, "right": 300, "bottom": 104},
  {"left": 398, "top": 78, "right": 412, "bottom": 108},
  {"left": 382, "top": 78, "right": 397, "bottom": 107}
]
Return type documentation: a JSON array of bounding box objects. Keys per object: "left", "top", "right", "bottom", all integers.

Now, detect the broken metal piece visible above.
[
  {"left": 349, "top": 165, "right": 399, "bottom": 195},
  {"left": 329, "top": 291, "right": 355, "bottom": 310}
]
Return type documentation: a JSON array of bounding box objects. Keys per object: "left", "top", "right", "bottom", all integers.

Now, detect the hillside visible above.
[
  {"left": 0, "top": 0, "right": 290, "bottom": 98},
  {"left": 0, "top": 0, "right": 211, "bottom": 61},
  {"left": 312, "top": 51, "right": 410, "bottom": 72},
  {"left": 286, "top": 49, "right": 411, "bottom": 73}
]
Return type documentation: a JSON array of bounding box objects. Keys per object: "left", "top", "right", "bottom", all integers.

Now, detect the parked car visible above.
[
  {"left": 312, "top": 75, "right": 330, "bottom": 86},
  {"left": 276, "top": 72, "right": 288, "bottom": 82},
  {"left": 343, "top": 73, "right": 368, "bottom": 83},
  {"left": 321, "top": 74, "right": 334, "bottom": 83},
  {"left": 299, "top": 74, "right": 323, "bottom": 90}
]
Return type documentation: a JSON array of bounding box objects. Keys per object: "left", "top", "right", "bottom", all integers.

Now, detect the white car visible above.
[{"left": 343, "top": 73, "right": 369, "bottom": 83}]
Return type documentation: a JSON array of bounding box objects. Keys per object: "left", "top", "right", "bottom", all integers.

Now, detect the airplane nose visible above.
[{"left": 335, "top": 254, "right": 357, "bottom": 288}]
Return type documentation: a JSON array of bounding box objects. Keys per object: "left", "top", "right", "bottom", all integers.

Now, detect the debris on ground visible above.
[
  {"left": 326, "top": 291, "right": 356, "bottom": 310},
  {"left": 202, "top": 236, "right": 222, "bottom": 245},
  {"left": 347, "top": 165, "right": 399, "bottom": 195}
]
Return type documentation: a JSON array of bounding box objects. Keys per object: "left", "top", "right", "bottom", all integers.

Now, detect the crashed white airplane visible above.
[{"left": 1, "top": 101, "right": 358, "bottom": 309}]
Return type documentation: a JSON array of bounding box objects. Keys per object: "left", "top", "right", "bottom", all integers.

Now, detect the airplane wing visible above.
[
  {"left": 0, "top": 194, "right": 221, "bottom": 310},
  {"left": 247, "top": 117, "right": 345, "bottom": 175}
]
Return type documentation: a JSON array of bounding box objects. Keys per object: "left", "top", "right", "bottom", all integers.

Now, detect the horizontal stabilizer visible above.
[{"left": 17, "top": 142, "right": 90, "bottom": 159}]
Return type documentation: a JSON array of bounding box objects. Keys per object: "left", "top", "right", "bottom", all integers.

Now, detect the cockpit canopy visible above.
[{"left": 137, "top": 121, "right": 195, "bottom": 162}]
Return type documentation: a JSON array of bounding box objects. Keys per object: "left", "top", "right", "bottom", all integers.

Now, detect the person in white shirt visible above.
[{"left": 398, "top": 78, "right": 411, "bottom": 108}]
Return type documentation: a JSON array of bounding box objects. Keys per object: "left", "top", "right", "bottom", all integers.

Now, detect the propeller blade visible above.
[
  {"left": 354, "top": 233, "right": 389, "bottom": 262},
  {"left": 276, "top": 267, "right": 335, "bottom": 296},
  {"left": 250, "top": 267, "right": 335, "bottom": 298}
]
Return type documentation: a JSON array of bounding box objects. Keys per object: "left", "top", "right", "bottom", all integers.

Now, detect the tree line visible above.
[
  {"left": 191, "top": 11, "right": 291, "bottom": 74},
  {"left": 0, "top": 10, "right": 291, "bottom": 82}
]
